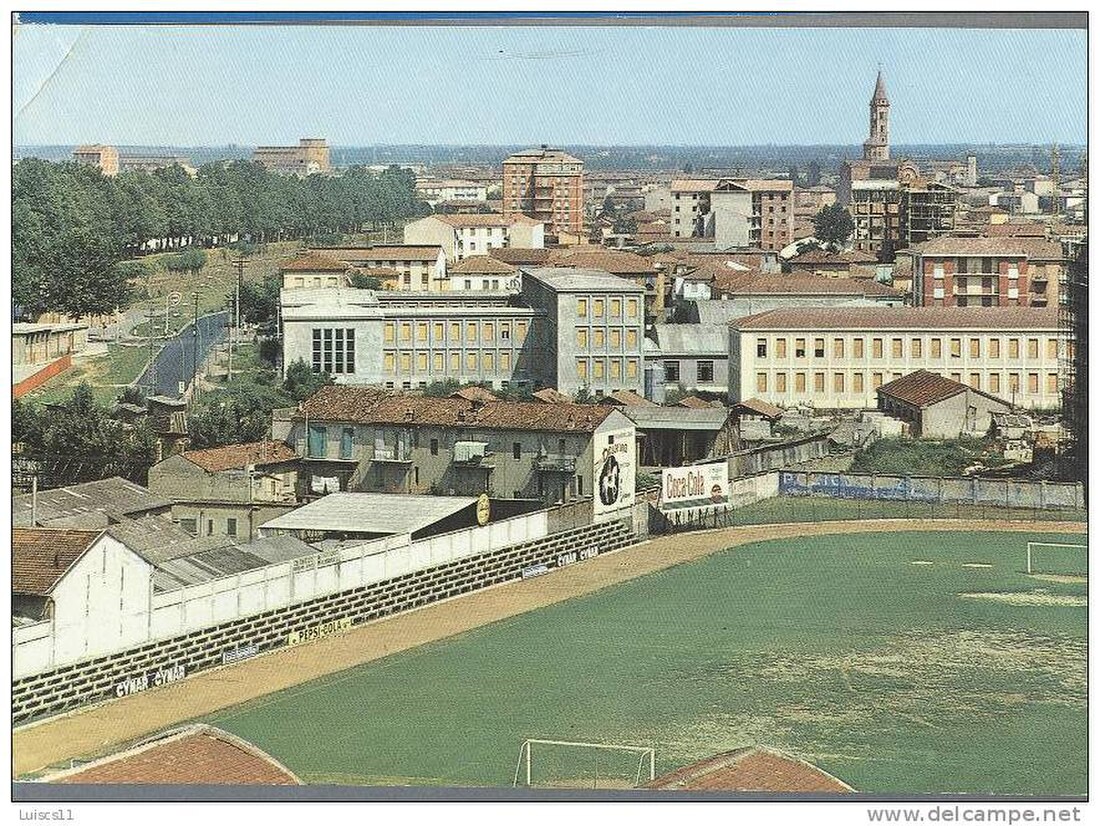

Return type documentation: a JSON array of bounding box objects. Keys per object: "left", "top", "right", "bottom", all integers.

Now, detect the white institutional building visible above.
[{"left": 728, "top": 306, "right": 1064, "bottom": 411}]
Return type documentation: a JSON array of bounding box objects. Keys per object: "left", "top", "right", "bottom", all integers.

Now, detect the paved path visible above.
[
  {"left": 12, "top": 519, "right": 1084, "bottom": 778},
  {"left": 134, "top": 311, "right": 228, "bottom": 397}
]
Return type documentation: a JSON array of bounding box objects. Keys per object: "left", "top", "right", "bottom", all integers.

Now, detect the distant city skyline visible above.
[{"left": 13, "top": 22, "right": 1087, "bottom": 147}]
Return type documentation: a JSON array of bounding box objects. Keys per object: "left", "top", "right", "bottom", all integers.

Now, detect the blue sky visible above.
[{"left": 12, "top": 23, "right": 1087, "bottom": 146}]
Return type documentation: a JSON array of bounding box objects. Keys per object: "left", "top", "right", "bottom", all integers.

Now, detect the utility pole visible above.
[
  {"left": 229, "top": 256, "right": 245, "bottom": 382},
  {"left": 191, "top": 293, "right": 200, "bottom": 400},
  {"left": 146, "top": 307, "right": 157, "bottom": 397}
]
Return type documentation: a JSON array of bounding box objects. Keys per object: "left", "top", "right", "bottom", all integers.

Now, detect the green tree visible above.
[
  {"left": 350, "top": 272, "right": 383, "bottom": 290},
  {"left": 188, "top": 381, "right": 293, "bottom": 448},
  {"left": 238, "top": 273, "right": 281, "bottom": 325},
  {"left": 283, "top": 358, "right": 334, "bottom": 402},
  {"left": 812, "top": 203, "right": 855, "bottom": 250}
]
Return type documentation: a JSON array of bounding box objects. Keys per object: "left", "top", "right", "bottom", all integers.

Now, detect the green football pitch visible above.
[{"left": 206, "top": 530, "right": 1086, "bottom": 794}]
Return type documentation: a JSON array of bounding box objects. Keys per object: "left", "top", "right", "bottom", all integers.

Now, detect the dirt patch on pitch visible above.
[
  {"left": 655, "top": 627, "right": 1086, "bottom": 767},
  {"left": 960, "top": 591, "right": 1086, "bottom": 608},
  {"left": 1027, "top": 574, "right": 1087, "bottom": 585}
]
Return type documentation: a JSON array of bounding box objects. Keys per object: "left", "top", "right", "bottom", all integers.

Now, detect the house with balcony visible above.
[{"left": 285, "top": 386, "right": 636, "bottom": 508}]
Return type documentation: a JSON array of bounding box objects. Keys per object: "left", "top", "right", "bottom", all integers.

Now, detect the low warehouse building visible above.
[{"left": 876, "top": 369, "right": 1012, "bottom": 438}]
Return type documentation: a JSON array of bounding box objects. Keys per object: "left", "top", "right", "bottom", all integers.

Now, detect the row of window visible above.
[
  {"left": 576, "top": 297, "right": 640, "bottom": 319},
  {"left": 383, "top": 350, "right": 525, "bottom": 375},
  {"left": 753, "top": 370, "right": 1058, "bottom": 396},
  {"left": 307, "top": 424, "right": 577, "bottom": 463},
  {"left": 575, "top": 358, "right": 640, "bottom": 381},
  {"left": 664, "top": 360, "right": 715, "bottom": 383},
  {"left": 754, "top": 336, "right": 1061, "bottom": 361},
  {"left": 384, "top": 319, "right": 529, "bottom": 344},
  {"left": 576, "top": 327, "right": 641, "bottom": 349}
]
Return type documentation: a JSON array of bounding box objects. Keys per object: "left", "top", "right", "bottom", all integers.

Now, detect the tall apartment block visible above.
[
  {"left": 669, "top": 179, "right": 794, "bottom": 251},
  {"left": 253, "top": 138, "right": 331, "bottom": 176},
  {"left": 911, "top": 238, "right": 1065, "bottom": 308},
  {"left": 502, "top": 146, "right": 584, "bottom": 236}
]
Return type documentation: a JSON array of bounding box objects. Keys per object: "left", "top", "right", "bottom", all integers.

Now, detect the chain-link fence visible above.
[{"left": 651, "top": 495, "right": 1087, "bottom": 535}]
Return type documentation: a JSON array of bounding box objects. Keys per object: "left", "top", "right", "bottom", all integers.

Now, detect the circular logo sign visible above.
[
  {"left": 598, "top": 454, "right": 621, "bottom": 507},
  {"left": 476, "top": 493, "right": 491, "bottom": 526}
]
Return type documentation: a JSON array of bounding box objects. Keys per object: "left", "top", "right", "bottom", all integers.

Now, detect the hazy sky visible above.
[{"left": 12, "top": 22, "right": 1087, "bottom": 146}]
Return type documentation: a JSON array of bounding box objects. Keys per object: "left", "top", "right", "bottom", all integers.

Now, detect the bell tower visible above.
[{"left": 863, "top": 68, "right": 890, "bottom": 162}]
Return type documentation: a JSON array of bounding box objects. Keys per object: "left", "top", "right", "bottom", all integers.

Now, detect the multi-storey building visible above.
[
  {"left": 912, "top": 237, "right": 1065, "bottom": 308},
  {"left": 670, "top": 179, "right": 794, "bottom": 251},
  {"left": 286, "top": 386, "right": 636, "bottom": 507},
  {"left": 414, "top": 178, "right": 488, "bottom": 206},
  {"left": 281, "top": 289, "right": 543, "bottom": 392},
  {"left": 545, "top": 248, "right": 665, "bottom": 319},
  {"left": 71, "top": 144, "right": 120, "bottom": 176},
  {"left": 252, "top": 138, "right": 330, "bottom": 176},
  {"left": 310, "top": 245, "right": 448, "bottom": 291},
  {"left": 403, "top": 213, "right": 544, "bottom": 262},
  {"left": 280, "top": 253, "right": 351, "bottom": 290},
  {"left": 502, "top": 146, "right": 584, "bottom": 236},
  {"left": 520, "top": 268, "right": 646, "bottom": 398},
  {"left": 448, "top": 256, "right": 521, "bottom": 292},
  {"left": 728, "top": 306, "right": 1063, "bottom": 410}
]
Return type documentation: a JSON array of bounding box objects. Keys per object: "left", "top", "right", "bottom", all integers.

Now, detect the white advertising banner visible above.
[
  {"left": 593, "top": 428, "right": 636, "bottom": 516},
  {"left": 660, "top": 461, "right": 730, "bottom": 511}
]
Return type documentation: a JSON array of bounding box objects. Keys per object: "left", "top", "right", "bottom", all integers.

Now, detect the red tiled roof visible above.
[
  {"left": 715, "top": 273, "right": 902, "bottom": 298},
  {"left": 297, "top": 386, "right": 614, "bottom": 433},
  {"left": 677, "top": 395, "right": 719, "bottom": 409},
  {"left": 181, "top": 440, "right": 298, "bottom": 473},
  {"left": 789, "top": 248, "right": 878, "bottom": 265},
  {"left": 449, "top": 255, "right": 518, "bottom": 275},
  {"left": 279, "top": 253, "right": 347, "bottom": 272},
  {"left": 532, "top": 388, "right": 573, "bottom": 404},
  {"left": 450, "top": 385, "right": 499, "bottom": 403},
  {"left": 645, "top": 747, "right": 853, "bottom": 793},
  {"left": 876, "top": 370, "right": 967, "bottom": 407},
  {"left": 546, "top": 248, "right": 654, "bottom": 275},
  {"left": 13, "top": 529, "right": 102, "bottom": 596},
  {"left": 733, "top": 397, "right": 784, "bottom": 419},
  {"left": 51, "top": 725, "right": 301, "bottom": 785},
  {"left": 733, "top": 306, "right": 1059, "bottom": 331},
  {"left": 490, "top": 248, "right": 552, "bottom": 265},
  {"left": 914, "top": 237, "right": 1063, "bottom": 259},
  {"left": 599, "top": 389, "right": 656, "bottom": 408}
]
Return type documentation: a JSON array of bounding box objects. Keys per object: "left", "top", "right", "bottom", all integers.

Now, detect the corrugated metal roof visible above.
[
  {"left": 259, "top": 493, "right": 477, "bottom": 536},
  {"left": 651, "top": 323, "right": 728, "bottom": 356},
  {"left": 622, "top": 406, "right": 731, "bottom": 431},
  {"left": 12, "top": 478, "right": 171, "bottom": 528}
]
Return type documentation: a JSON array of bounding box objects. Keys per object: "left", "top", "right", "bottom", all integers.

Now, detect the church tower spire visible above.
[{"left": 863, "top": 68, "right": 890, "bottom": 161}]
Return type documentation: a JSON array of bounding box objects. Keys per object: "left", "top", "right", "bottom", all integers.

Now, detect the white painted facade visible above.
[
  {"left": 13, "top": 510, "right": 553, "bottom": 679},
  {"left": 729, "top": 322, "right": 1064, "bottom": 410}
]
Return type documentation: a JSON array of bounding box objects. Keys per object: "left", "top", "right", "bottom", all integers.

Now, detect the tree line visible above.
[{"left": 13, "top": 158, "right": 429, "bottom": 320}]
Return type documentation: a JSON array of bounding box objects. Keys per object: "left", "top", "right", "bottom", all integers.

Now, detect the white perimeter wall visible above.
[{"left": 14, "top": 510, "right": 549, "bottom": 679}]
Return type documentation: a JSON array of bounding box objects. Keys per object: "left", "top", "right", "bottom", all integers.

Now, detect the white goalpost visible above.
[
  {"left": 1026, "top": 542, "right": 1087, "bottom": 575},
  {"left": 513, "top": 738, "right": 656, "bottom": 789}
]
